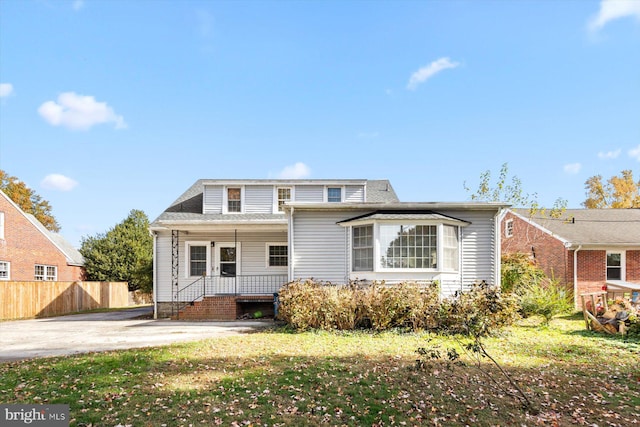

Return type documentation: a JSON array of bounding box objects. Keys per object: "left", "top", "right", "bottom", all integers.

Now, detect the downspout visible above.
[
  {"left": 573, "top": 244, "right": 581, "bottom": 309},
  {"left": 495, "top": 209, "right": 503, "bottom": 290},
  {"left": 288, "top": 207, "right": 294, "bottom": 282},
  {"left": 152, "top": 231, "right": 158, "bottom": 319}
]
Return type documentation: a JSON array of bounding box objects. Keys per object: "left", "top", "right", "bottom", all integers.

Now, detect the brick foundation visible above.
[{"left": 157, "top": 295, "right": 276, "bottom": 320}]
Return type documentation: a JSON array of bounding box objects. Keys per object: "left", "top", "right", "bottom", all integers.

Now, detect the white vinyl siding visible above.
[
  {"left": 294, "top": 185, "right": 324, "bottom": 202},
  {"left": 203, "top": 185, "right": 223, "bottom": 214},
  {"left": 447, "top": 210, "right": 497, "bottom": 295},
  {"left": 292, "top": 210, "right": 360, "bottom": 284},
  {"left": 245, "top": 185, "right": 274, "bottom": 214},
  {"left": 345, "top": 186, "right": 365, "bottom": 202},
  {"left": 154, "top": 231, "right": 288, "bottom": 302}
]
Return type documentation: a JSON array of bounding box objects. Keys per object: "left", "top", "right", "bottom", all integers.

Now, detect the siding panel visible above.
[
  {"left": 445, "top": 210, "right": 497, "bottom": 290},
  {"left": 292, "top": 210, "right": 360, "bottom": 284},
  {"left": 245, "top": 185, "right": 273, "bottom": 214},
  {"left": 203, "top": 185, "right": 222, "bottom": 214},
  {"left": 154, "top": 230, "right": 287, "bottom": 302},
  {"left": 294, "top": 185, "right": 324, "bottom": 202},
  {"left": 345, "top": 186, "right": 364, "bottom": 202}
]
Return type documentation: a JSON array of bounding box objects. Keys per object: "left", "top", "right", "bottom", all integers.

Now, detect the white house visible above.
[{"left": 149, "top": 179, "right": 506, "bottom": 319}]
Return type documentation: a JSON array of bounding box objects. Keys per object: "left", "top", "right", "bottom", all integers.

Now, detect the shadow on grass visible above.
[{"left": 2, "top": 327, "right": 640, "bottom": 427}]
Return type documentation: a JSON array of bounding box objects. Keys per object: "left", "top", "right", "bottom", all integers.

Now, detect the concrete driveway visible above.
[{"left": 0, "top": 306, "right": 274, "bottom": 362}]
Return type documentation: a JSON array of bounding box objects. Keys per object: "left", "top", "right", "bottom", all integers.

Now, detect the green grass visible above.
[{"left": 1, "top": 315, "right": 639, "bottom": 426}]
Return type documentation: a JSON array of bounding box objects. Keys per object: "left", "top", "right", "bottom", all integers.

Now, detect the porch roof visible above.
[
  {"left": 149, "top": 212, "right": 287, "bottom": 231},
  {"left": 336, "top": 210, "right": 472, "bottom": 226}
]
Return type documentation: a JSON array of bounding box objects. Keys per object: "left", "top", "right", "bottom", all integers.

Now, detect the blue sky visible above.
[{"left": 1, "top": 0, "right": 639, "bottom": 248}]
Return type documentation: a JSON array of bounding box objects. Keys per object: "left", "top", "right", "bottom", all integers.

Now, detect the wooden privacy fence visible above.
[{"left": 0, "top": 281, "right": 129, "bottom": 320}]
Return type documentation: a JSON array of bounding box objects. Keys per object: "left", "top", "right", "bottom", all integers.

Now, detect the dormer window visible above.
[
  {"left": 327, "top": 187, "right": 342, "bottom": 203},
  {"left": 277, "top": 187, "right": 292, "bottom": 212},
  {"left": 227, "top": 188, "right": 242, "bottom": 213}
]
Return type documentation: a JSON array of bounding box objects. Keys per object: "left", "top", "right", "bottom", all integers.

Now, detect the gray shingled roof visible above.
[
  {"left": 337, "top": 210, "right": 471, "bottom": 225},
  {"left": 513, "top": 208, "right": 640, "bottom": 246},
  {"left": 366, "top": 180, "right": 399, "bottom": 203}
]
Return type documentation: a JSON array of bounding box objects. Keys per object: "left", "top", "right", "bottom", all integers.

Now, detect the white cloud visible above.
[
  {"left": 41, "top": 174, "right": 79, "bottom": 191},
  {"left": 629, "top": 144, "right": 640, "bottom": 161},
  {"left": 588, "top": 0, "right": 640, "bottom": 32},
  {"left": 598, "top": 149, "right": 621, "bottom": 159},
  {"left": 38, "top": 92, "right": 127, "bottom": 131},
  {"left": 72, "top": 0, "right": 84, "bottom": 11},
  {"left": 563, "top": 163, "right": 582, "bottom": 174},
  {"left": 276, "top": 162, "right": 311, "bottom": 179},
  {"left": 196, "top": 9, "right": 214, "bottom": 38},
  {"left": 407, "top": 57, "right": 460, "bottom": 90},
  {"left": 357, "top": 131, "right": 380, "bottom": 140},
  {"left": 0, "top": 83, "right": 14, "bottom": 98}
]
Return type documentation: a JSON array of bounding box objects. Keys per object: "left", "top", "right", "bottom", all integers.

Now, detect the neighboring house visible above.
[
  {"left": 0, "top": 190, "right": 84, "bottom": 282},
  {"left": 150, "top": 179, "right": 507, "bottom": 319},
  {"left": 502, "top": 208, "right": 640, "bottom": 307}
]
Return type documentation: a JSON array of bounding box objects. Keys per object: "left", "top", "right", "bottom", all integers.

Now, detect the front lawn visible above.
[{"left": 1, "top": 316, "right": 638, "bottom": 426}]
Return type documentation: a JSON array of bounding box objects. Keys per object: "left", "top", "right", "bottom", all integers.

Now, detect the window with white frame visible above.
[
  {"left": 350, "top": 222, "right": 461, "bottom": 272},
  {"left": 352, "top": 225, "right": 373, "bottom": 271},
  {"left": 277, "top": 187, "right": 292, "bottom": 212},
  {"left": 227, "top": 187, "right": 242, "bottom": 213},
  {"left": 267, "top": 244, "right": 288, "bottom": 267},
  {"left": 442, "top": 225, "right": 459, "bottom": 270},
  {"left": 327, "top": 187, "right": 342, "bottom": 203},
  {"left": 0, "top": 261, "right": 9, "bottom": 280},
  {"left": 35, "top": 264, "right": 57, "bottom": 281},
  {"left": 188, "top": 244, "right": 208, "bottom": 277},
  {"left": 606, "top": 252, "right": 623, "bottom": 281},
  {"left": 505, "top": 219, "right": 514, "bottom": 238},
  {"left": 0, "top": 211, "right": 5, "bottom": 240},
  {"left": 380, "top": 225, "right": 437, "bottom": 269}
]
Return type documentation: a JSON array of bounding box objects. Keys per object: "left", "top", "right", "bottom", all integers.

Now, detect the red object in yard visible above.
[{"left": 602, "top": 284, "right": 608, "bottom": 291}]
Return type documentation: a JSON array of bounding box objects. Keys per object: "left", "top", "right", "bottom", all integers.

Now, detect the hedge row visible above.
[{"left": 276, "top": 280, "right": 520, "bottom": 334}]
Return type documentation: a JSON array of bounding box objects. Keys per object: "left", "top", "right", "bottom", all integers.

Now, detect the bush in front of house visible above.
[
  {"left": 436, "top": 282, "right": 520, "bottom": 336},
  {"left": 501, "top": 252, "right": 574, "bottom": 324},
  {"left": 276, "top": 280, "right": 518, "bottom": 334},
  {"left": 517, "top": 279, "right": 573, "bottom": 325}
]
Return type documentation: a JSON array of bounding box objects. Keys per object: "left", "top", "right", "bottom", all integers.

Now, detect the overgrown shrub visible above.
[
  {"left": 277, "top": 279, "right": 518, "bottom": 334},
  {"left": 501, "top": 252, "right": 546, "bottom": 294},
  {"left": 355, "top": 281, "right": 440, "bottom": 331},
  {"left": 517, "top": 280, "right": 573, "bottom": 324},
  {"left": 435, "top": 282, "right": 520, "bottom": 336}
]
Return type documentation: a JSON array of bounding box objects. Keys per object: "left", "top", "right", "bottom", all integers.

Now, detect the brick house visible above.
[
  {"left": 0, "top": 190, "right": 84, "bottom": 281},
  {"left": 502, "top": 208, "right": 640, "bottom": 307}
]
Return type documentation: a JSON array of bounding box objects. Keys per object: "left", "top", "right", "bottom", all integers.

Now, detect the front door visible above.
[
  {"left": 219, "top": 245, "right": 237, "bottom": 277},
  {"left": 212, "top": 243, "right": 241, "bottom": 294}
]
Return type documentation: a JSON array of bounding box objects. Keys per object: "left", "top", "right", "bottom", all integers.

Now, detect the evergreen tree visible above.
[{"left": 80, "top": 210, "right": 152, "bottom": 292}]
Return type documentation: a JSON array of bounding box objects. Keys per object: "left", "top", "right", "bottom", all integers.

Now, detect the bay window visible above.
[
  {"left": 350, "top": 222, "right": 461, "bottom": 272},
  {"left": 379, "top": 225, "right": 437, "bottom": 269},
  {"left": 353, "top": 225, "right": 373, "bottom": 271}
]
